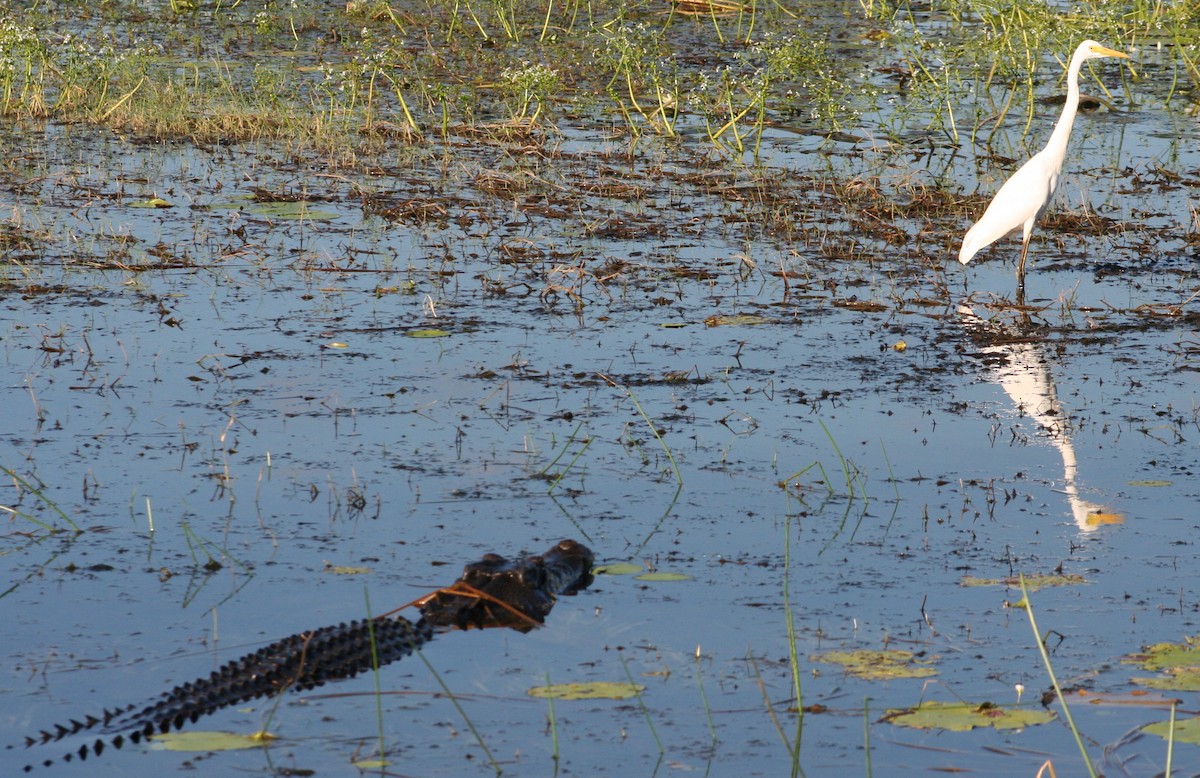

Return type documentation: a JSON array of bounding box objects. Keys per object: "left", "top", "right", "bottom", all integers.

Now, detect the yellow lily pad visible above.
[
  {"left": 811, "top": 649, "right": 937, "bottom": 680},
  {"left": 353, "top": 759, "right": 391, "bottom": 768},
  {"left": 634, "top": 571, "right": 691, "bottom": 582},
  {"left": 407, "top": 329, "right": 451, "bottom": 338},
  {"left": 129, "top": 197, "right": 173, "bottom": 208},
  {"left": 1128, "top": 480, "right": 1172, "bottom": 487},
  {"left": 1144, "top": 717, "right": 1200, "bottom": 743},
  {"left": 883, "top": 701, "right": 1055, "bottom": 732},
  {"left": 150, "top": 730, "right": 276, "bottom": 752},
  {"left": 593, "top": 562, "right": 644, "bottom": 575},
  {"left": 527, "top": 681, "right": 645, "bottom": 700}
]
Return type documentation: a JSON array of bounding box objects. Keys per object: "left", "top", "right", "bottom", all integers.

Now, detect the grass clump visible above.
[{"left": 0, "top": 0, "right": 1194, "bottom": 159}]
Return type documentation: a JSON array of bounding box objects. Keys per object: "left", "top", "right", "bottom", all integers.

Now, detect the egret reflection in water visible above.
[{"left": 959, "top": 304, "right": 1122, "bottom": 533}]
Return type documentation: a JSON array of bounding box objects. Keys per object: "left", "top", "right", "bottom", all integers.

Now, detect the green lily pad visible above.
[
  {"left": 811, "top": 649, "right": 937, "bottom": 680},
  {"left": 1128, "top": 480, "right": 1172, "bottom": 487},
  {"left": 1133, "top": 667, "right": 1200, "bottom": 691},
  {"left": 527, "top": 681, "right": 644, "bottom": 700},
  {"left": 960, "top": 573, "right": 1086, "bottom": 591},
  {"left": 407, "top": 329, "right": 452, "bottom": 338},
  {"left": 150, "top": 730, "right": 275, "bottom": 751},
  {"left": 593, "top": 562, "right": 644, "bottom": 575},
  {"left": 1145, "top": 717, "right": 1200, "bottom": 743},
  {"left": 249, "top": 201, "right": 339, "bottom": 220},
  {"left": 207, "top": 197, "right": 338, "bottom": 220},
  {"left": 704, "top": 313, "right": 771, "bottom": 327},
  {"left": 1124, "top": 636, "right": 1200, "bottom": 672},
  {"left": 353, "top": 759, "right": 391, "bottom": 768},
  {"left": 634, "top": 571, "right": 691, "bottom": 582},
  {"left": 324, "top": 563, "right": 371, "bottom": 575},
  {"left": 883, "top": 701, "right": 1055, "bottom": 732},
  {"left": 207, "top": 196, "right": 256, "bottom": 209},
  {"left": 129, "top": 197, "right": 173, "bottom": 208}
]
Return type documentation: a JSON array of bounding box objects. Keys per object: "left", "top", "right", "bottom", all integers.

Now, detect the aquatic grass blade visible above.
[
  {"left": 415, "top": 647, "right": 503, "bottom": 774},
  {"left": 619, "top": 652, "right": 664, "bottom": 754},
  {"left": 2, "top": 465, "right": 81, "bottom": 533},
  {"left": 1019, "top": 574, "right": 1096, "bottom": 778}
]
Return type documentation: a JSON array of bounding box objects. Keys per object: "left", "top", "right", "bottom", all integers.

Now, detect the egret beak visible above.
[{"left": 1090, "top": 44, "right": 1130, "bottom": 59}]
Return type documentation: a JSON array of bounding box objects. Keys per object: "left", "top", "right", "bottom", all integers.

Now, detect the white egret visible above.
[{"left": 958, "top": 40, "right": 1130, "bottom": 289}]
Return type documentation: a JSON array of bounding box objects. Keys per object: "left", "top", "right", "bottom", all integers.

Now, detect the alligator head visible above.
[{"left": 418, "top": 539, "right": 595, "bottom": 632}]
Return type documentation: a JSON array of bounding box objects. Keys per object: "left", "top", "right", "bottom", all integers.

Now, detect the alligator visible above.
[{"left": 13, "top": 539, "right": 594, "bottom": 772}]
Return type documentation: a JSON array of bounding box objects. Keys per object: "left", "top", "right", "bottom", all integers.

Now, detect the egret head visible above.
[{"left": 1078, "top": 40, "right": 1130, "bottom": 61}]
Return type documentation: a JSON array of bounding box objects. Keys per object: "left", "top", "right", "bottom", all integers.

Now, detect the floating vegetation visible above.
[
  {"left": 634, "top": 571, "right": 691, "bottom": 582},
  {"left": 243, "top": 202, "right": 340, "bottom": 221},
  {"left": 1125, "top": 637, "right": 1200, "bottom": 672},
  {"left": 704, "top": 313, "right": 773, "bottom": 327},
  {"left": 149, "top": 730, "right": 276, "bottom": 753},
  {"left": 323, "top": 563, "right": 373, "bottom": 575},
  {"left": 527, "top": 681, "right": 646, "bottom": 701},
  {"left": 811, "top": 649, "right": 937, "bottom": 680},
  {"left": 882, "top": 700, "right": 1056, "bottom": 732},
  {"left": 593, "top": 562, "right": 645, "bottom": 576},
  {"left": 961, "top": 573, "right": 1087, "bottom": 591},
  {"left": 1125, "top": 636, "right": 1200, "bottom": 691},
  {"left": 594, "top": 562, "right": 690, "bottom": 581},
  {"left": 1144, "top": 717, "right": 1200, "bottom": 745}
]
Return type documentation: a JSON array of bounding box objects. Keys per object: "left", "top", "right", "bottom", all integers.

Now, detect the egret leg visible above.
[{"left": 1016, "top": 235, "right": 1031, "bottom": 293}]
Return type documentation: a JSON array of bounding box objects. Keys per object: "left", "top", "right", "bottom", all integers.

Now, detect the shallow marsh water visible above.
[{"left": 2, "top": 5, "right": 1200, "bottom": 777}]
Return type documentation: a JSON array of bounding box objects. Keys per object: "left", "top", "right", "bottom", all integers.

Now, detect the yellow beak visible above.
[{"left": 1091, "top": 44, "right": 1130, "bottom": 59}]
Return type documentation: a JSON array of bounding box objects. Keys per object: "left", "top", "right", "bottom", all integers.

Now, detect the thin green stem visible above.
[
  {"left": 603, "top": 373, "right": 682, "bottom": 486},
  {"left": 2, "top": 466, "right": 81, "bottom": 533},
  {"left": 1019, "top": 575, "right": 1096, "bottom": 778},
  {"left": 364, "top": 588, "right": 388, "bottom": 766},
  {"left": 818, "top": 420, "right": 855, "bottom": 499},
  {"left": 863, "top": 697, "right": 872, "bottom": 778},
  {"left": 695, "top": 646, "right": 718, "bottom": 746},
  {"left": 545, "top": 672, "right": 560, "bottom": 764},
  {"left": 749, "top": 652, "right": 790, "bottom": 750},
  {"left": 1166, "top": 700, "right": 1175, "bottom": 778},
  {"left": 619, "top": 652, "right": 663, "bottom": 754},
  {"left": 415, "top": 648, "right": 503, "bottom": 774}
]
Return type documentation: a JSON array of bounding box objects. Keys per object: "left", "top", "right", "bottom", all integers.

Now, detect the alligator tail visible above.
[{"left": 16, "top": 614, "right": 432, "bottom": 772}]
